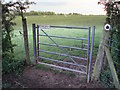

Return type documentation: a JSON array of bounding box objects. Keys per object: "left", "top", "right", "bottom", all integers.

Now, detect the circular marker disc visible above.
[{"left": 104, "top": 24, "right": 111, "bottom": 31}]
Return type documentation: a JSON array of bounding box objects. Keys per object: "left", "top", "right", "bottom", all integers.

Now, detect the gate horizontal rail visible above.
[
  {"left": 39, "top": 25, "right": 89, "bottom": 29},
  {"left": 48, "top": 25, "right": 89, "bottom": 30},
  {"left": 39, "top": 56, "right": 87, "bottom": 68},
  {"left": 39, "top": 42, "right": 88, "bottom": 51},
  {"left": 38, "top": 62, "right": 87, "bottom": 74},
  {"left": 38, "top": 50, "right": 87, "bottom": 61},
  {"left": 39, "top": 35, "right": 88, "bottom": 41}
]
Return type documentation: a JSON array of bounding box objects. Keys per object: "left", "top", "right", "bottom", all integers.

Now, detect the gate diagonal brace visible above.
[{"left": 41, "top": 29, "right": 78, "bottom": 65}]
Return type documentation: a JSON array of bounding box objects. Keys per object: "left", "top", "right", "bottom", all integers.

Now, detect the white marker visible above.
[{"left": 104, "top": 23, "right": 111, "bottom": 31}]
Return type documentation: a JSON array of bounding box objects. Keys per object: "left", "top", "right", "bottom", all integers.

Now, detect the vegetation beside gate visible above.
[{"left": 92, "top": 0, "right": 120, "bottom": 88}]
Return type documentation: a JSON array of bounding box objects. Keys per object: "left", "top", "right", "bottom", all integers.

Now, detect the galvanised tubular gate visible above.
[{"left": 32, "top": 24, "right": 95, "bottom": 83}]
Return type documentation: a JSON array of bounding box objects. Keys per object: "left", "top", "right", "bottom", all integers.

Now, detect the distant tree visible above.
[
  {"left": 68, "top": 13, "right": 72, "bottom": 15},
  {"left": 73, "top": 13, "right": 79, "bottom": 15},
  {"left": 57, "top": 13, "right": 64, "bottom": 15},
  {"left": 28, "top": 11, "right": 39, "bottom": 15},
  {"left": 24, "top": 11, "right": 56, "bottom": 16}
]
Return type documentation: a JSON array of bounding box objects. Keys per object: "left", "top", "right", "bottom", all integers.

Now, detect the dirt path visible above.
[{"left": 3, "top": 65, "right": 104, "bottom": 88}]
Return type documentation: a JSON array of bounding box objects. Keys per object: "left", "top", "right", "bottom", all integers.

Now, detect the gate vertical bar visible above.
[
  {"left": 87, "top": 26, "right": 95, "bottom": 83},
  {"left": 37, "top": 25, "right": 39, "bottom": 61},
  {"left": 87, "top": 27, "right": 91, "bottom": 75},
  {"left": 32, "top": 24, "right": 37, "bottom": 64}
]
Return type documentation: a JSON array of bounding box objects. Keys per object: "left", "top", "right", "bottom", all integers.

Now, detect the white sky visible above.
[{"left": 4, "top": 0, "right": 106, "bottom": 15}]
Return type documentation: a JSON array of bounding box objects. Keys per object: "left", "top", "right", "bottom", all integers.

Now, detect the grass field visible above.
[{"left": 12, "top": 15, "right": 106, "bottom": 63}]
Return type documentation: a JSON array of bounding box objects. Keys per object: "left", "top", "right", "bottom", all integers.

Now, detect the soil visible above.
[{"left": 2, "top": 64, "right": 104, "bottom": 88}]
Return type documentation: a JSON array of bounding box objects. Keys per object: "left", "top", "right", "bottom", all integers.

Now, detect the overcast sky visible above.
[{"left": 4, "top": 0, "right": 106, "bottom": 15}]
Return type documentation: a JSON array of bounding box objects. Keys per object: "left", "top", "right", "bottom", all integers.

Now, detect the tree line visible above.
[{"left": 15, "top": 11, "right": 84, "bottom": 16}]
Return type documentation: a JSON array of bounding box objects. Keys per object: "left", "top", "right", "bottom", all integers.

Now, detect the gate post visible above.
[
  {"left": 87, "top": 26, "right": 95, "bottom": 83},
  {"left": 87, "top": 27, "right": 91, "bottom": 75},
  {"left": 32, "top": 24, "right": 37, "bottom": 64},
  {"left": 22, "top": 18, "right": 30, "bottom": 65},
  {"left": 37, "top": 25, "right": 39, "bottom": 61}
]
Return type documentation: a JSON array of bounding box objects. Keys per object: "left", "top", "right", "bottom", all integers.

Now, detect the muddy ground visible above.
[{"left": 2, "top": 65, "right": 104, "bottom": 88}]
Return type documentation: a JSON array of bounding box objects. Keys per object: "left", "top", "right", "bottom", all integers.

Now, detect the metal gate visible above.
[{"left": 32, "top": 24, "right": 95, "bottom": 83}]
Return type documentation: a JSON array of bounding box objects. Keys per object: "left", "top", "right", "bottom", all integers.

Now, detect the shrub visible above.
[{"left": 2, "top": 52, "right": 25, "bottom": 74}]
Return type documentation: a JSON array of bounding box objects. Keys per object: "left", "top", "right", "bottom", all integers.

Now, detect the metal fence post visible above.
[
  {"left": 87, "top": 26, "right": 95, "bottom": 83},
  {"left": 32, "top": 24, "right": 37, "bottom": 64},
  {"left": 0, "top": 2, "right": 2, "bottom": 90},
  {"left": 37, "top": 25, "right": 39, "bottom": 61},
  {"left": 87, "top": 27, "right": 91, "bottom": 74}
]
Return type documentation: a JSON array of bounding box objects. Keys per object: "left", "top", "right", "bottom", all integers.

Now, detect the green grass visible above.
[
  {"left": 12, "top": 15, "right": 106, "bottom": 63},
  {"left": 35, "top": 64, "right": 51, "bottom": 71}
]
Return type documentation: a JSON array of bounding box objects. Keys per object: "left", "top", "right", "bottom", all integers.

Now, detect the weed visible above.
[
  {"left": 52, "top": 69, "right": 60, "bottom": 74},
  {"left": 100, "top": 65, "right": 114, "bottom": 88},
  {"left": 64, "top": 71, "right": 76, "bottom": 77},
  {"left": 2, "top": 52, "right": 25, "bottom": 75}
]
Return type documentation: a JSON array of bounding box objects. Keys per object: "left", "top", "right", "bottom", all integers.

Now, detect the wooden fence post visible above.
[{"left": 22, "top": 18, "right": 30, "bottom": 65}]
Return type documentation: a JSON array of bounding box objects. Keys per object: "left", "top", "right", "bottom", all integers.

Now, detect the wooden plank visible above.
[{"left": 105, "top": 47, "right": 120, "bottom": 90}]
